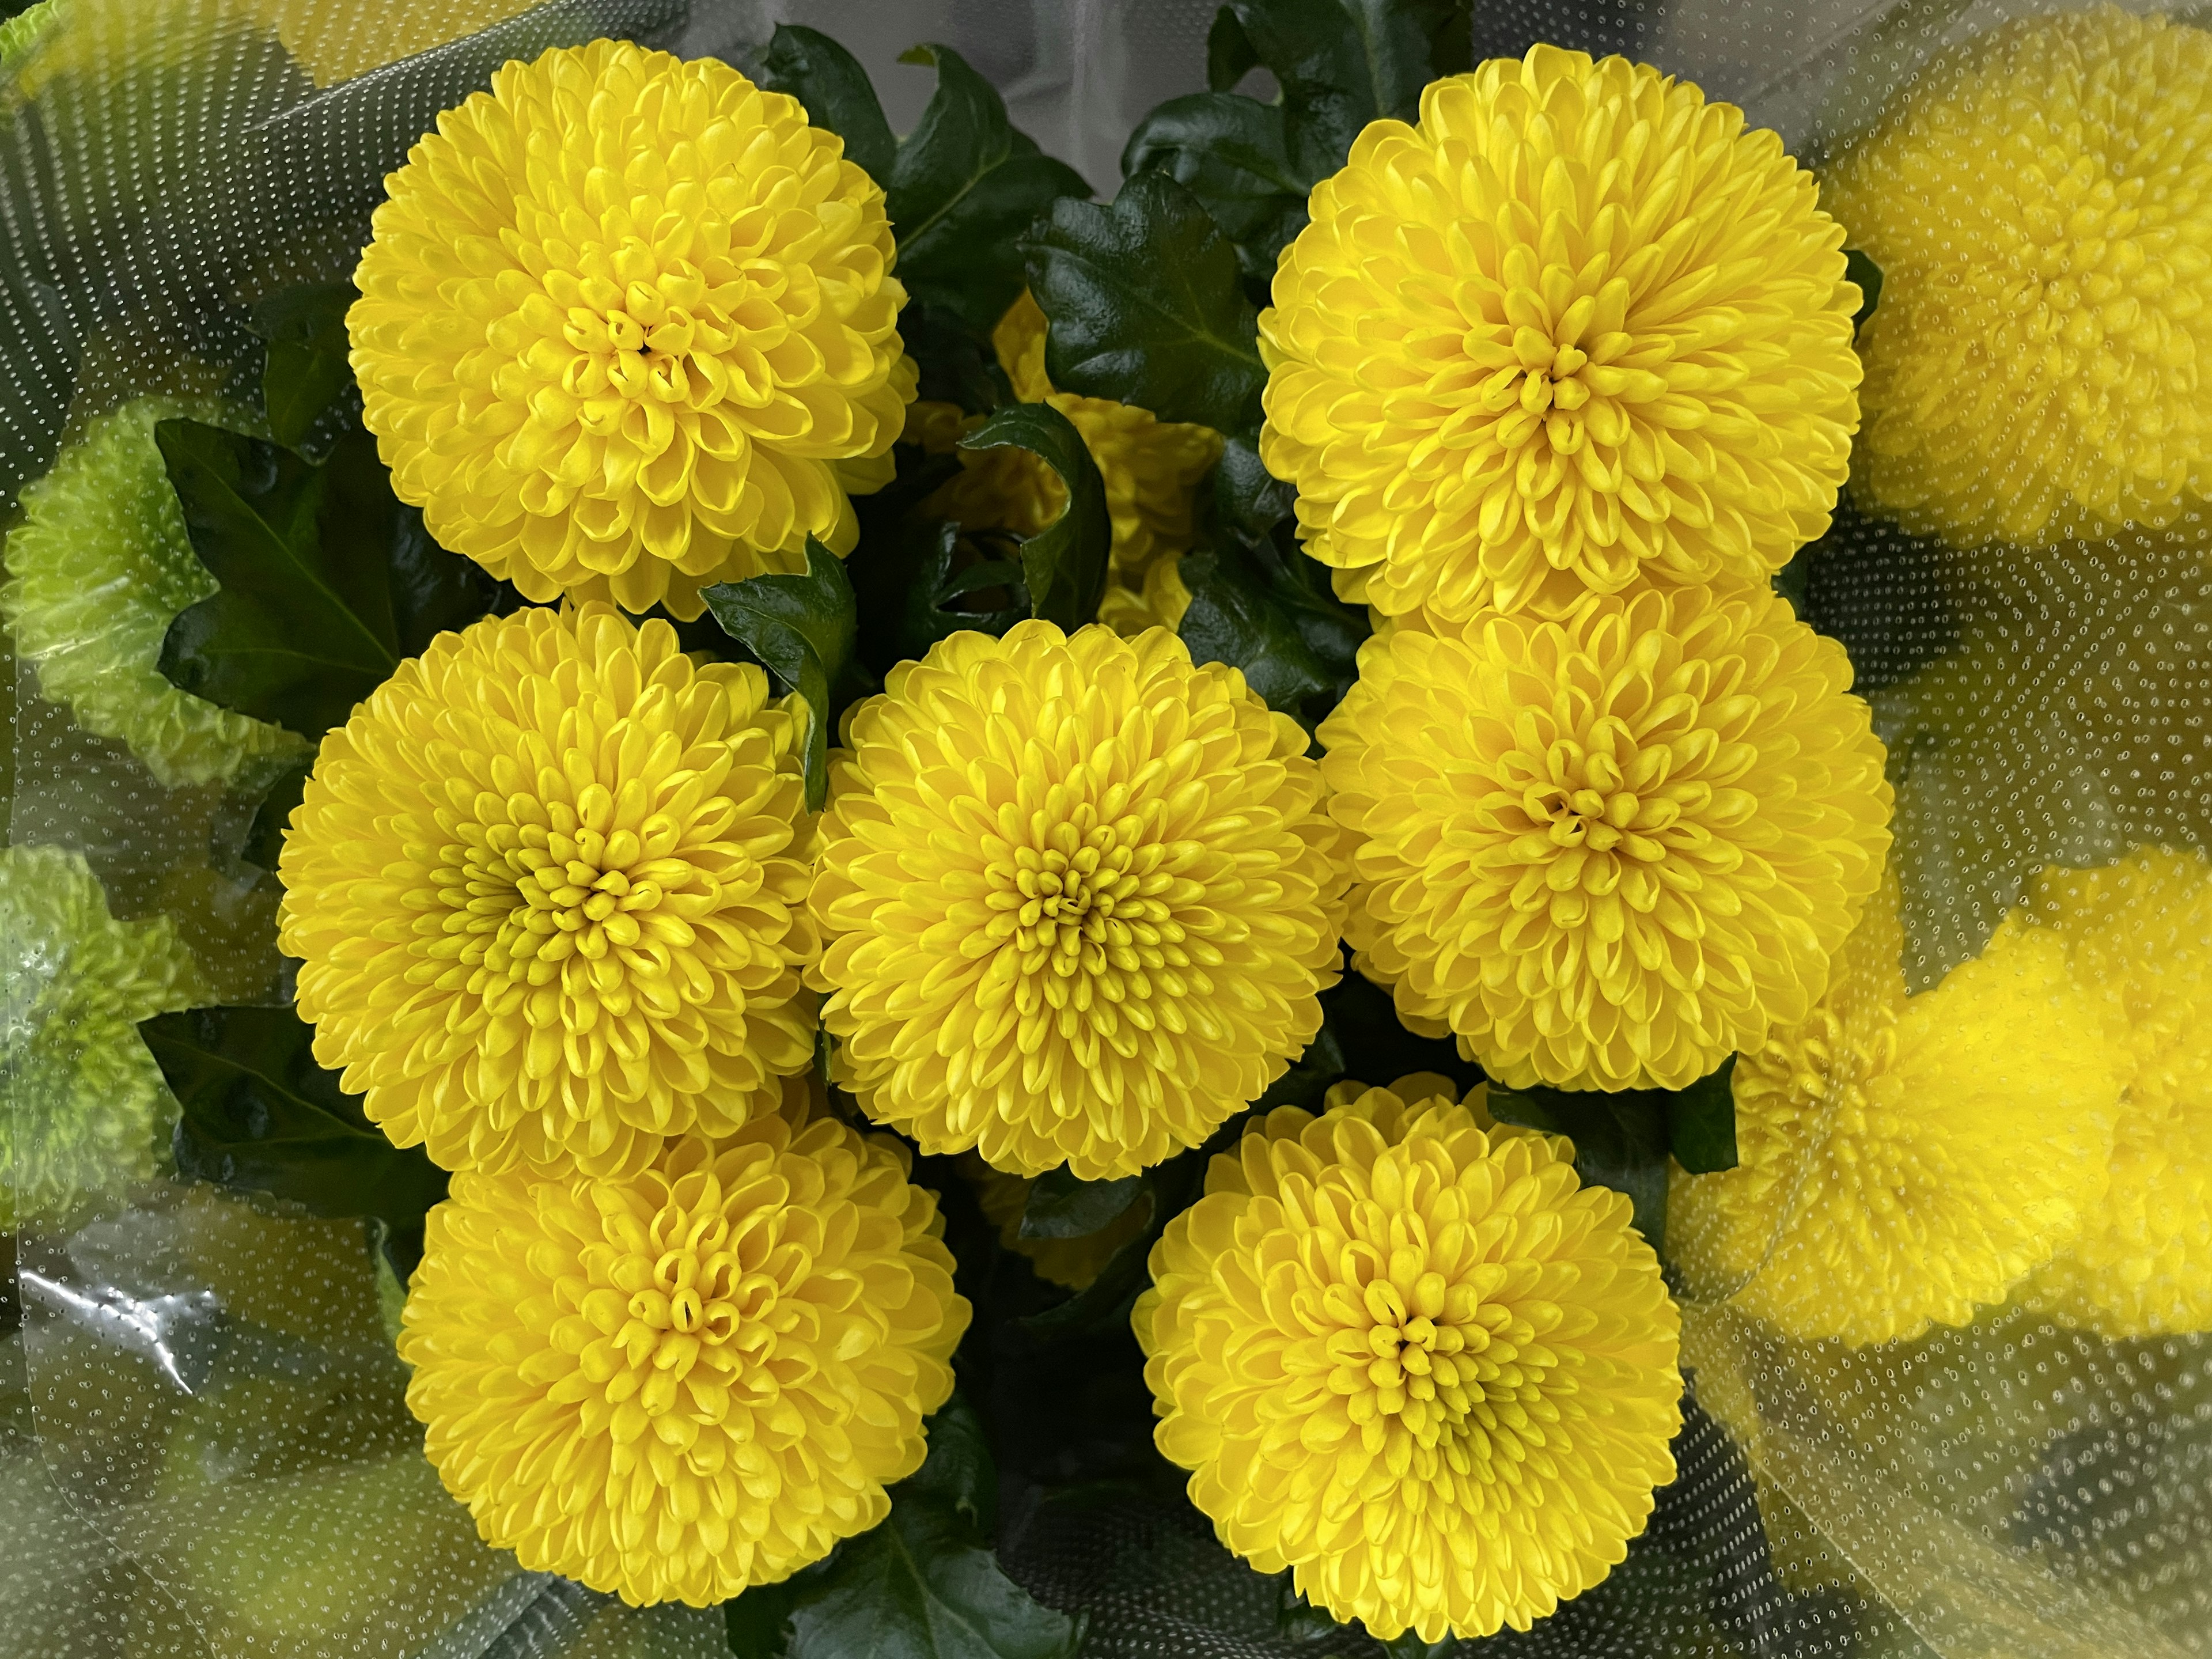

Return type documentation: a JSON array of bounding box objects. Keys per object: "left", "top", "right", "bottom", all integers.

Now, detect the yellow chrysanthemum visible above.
[
  {"left": 959, "top": 1152, "right": 1154, "bottom": 1291},
  {"left": 1319, "top": 584, "right": 1891, "bottom": 1091},
  {"left": 809, "top": 620, "right": 1347, "bottom": 1179},
  {"left": 2017, "top": 846, "right": 2212, "bottom": 1337},
  {"left": 0, "top": 400, "right": 310, "bottom": 789},
  {"left": 350, "top": 40, "right": 913, "bottom": 622},
  {"left": 1260, "top": 46, "right": 1861, "bottom": 624},
  {"left": 1669, "top": 874, "right": 2123, "bottom": 1346},
  {"left": 1825, "top": 8, "right": 2212, "bottom": 548},
  {"left": 400, "top": 1111, "right": 968, "bottom": 1605},
  {"left": 1135, "top": 1080, "right": 1681, "bottom": 1642},
  {"left": 278, "top": 603, "right": 816, "bottom": 1179},
  {"left": 0, "top": 844, "right": 202, "bottom": 1229},
  {"left": 1096, "top": 553, "right": 1191, "bottom": 638}
]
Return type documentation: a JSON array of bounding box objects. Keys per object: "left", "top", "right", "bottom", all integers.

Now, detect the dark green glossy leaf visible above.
[
  {"left": 701, "top": 540, "right": 873, "bottom": 812},
  {"left": 1019, "top": 1170, "right": 1145, "bottom": 1241},
  {"left": 757, "top": 24, "right": 896, "bottom": 184},
  {"left": 853, "top": 515, "right": 1029, "bottom": 676},
  {"left": 888, "top": 44, "right": 1092, "bottom": 334},
  {"left": 1259, "top": 961, "right": 1482, "bottom": 1112},
  {"left": 1022, "top": 1139, "right": 1215, "bottom": 1339},
  {"left": 725, "top": 1573, "right": 807, "bottom": 1659},
  {"left": 156, "top": 423, "right": 497, "bottom": 742},
  {"left": 243, "top": 758, "right": 310, "bottom": 874},
  {"left": 1213, "top": 437, "right": 1297, "bottom": 540},
  {"left": 775, "top": 1397, "right": 1080, "bottom": 1659},
  {"left": 1206, "top": 3, "right": 1260, "bottom": 91},
  {"left": 957, "top": 403, "right": 1110, "bottom": 632},
  {"left": 1120, "top": 93, "right": 1308, "bottom": 285},
  {"left": 1487, "top": 1085, "right": 1671, "bottom": 1251},
  {"left": 1846, "top": 247, "right": 1884, "bottom": 331},
  {"left": 249, "top": 279, "right": 357, "bottom": 454},
  {"left": 1232, "top": 0, "right": 1473, "bottom": 176},
  {"left": 1177, "top": 535, "right": 1367, "bottom": 734},
  {"left": 1024, "top": 172, "right": 1264, "bottom": 437},
  {"left": 146, "top": 1007, "right": 448, "bottom": 1269},
  {"left": 1666, "top": 1056, "right": 1740, "bottom": 1175}
]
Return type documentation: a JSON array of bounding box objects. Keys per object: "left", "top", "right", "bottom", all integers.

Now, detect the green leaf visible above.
[
  {"left": 156, "top": 423, "right": 497, "bottom": 742},
  {"left": 1119, "top": 94, "right": 1309, "bottom": 286},
  {"left": 243, "top": 758, "right": 311, "bottom": 874},
  {"left": 1666, "top": 1057, "right": 1740, "bottom": 1175},
  {"left": 1019, "top": 1171, "right": 1145, "bottom": 1241},
  {"left": 1487, "top": 1085, "right": 1671, "bottom": 1252},
  {"left": 1213, "top": 437, "right": 1297, "bottom": 540},
  {"left": 1024, "top": 172, "right": 1266, "bottom": 437},
  {"left": 725, "top": 1574, "right": 807, "bottom": 1659},
  {"left": 757, "top": 24, "right": 897, "bottom": 184},
  {"left": 776, "top": 1397, "right": 1081, "bottom": 1659},
  {"left": 957, "top": 404, "right": 1111, "bottom": 632},
  {"left": 1846, "top": 247, "right": 1884, "bottom": 332},
  {"left": 701, "top": 540, "right": 872, "bottom": 813},
  {"left": 1259, "top": 960, "right": 1482, "bottom": 1111},
  {"left": 145, "top": 1007, "right": 448, "bottom": 1270},
  {"left": 1206, "top": 3, "right": 1261, "bottom": 91},
  {"left": 249, "top": 279, "right": 357, "bottom": 454},
  {"left": 887, "top": 44, "right": 1092, "bottom": 335},
  {"left": 1022, "top": 1139, "right": 1215, "bottom": 1339},
  {"left": 853, "top": 516, "right": 1030, "bottom": 676},
  {"left": 1177, "top": 535, "right": 1368, "bottom": 734}
]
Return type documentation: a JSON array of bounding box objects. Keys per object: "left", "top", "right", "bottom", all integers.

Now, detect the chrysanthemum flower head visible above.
[
  {"left": 959, "top": 1152, "right": 1154, "bottom": 1291},
  {"left": 1135, "top": 1078, "right": 1682, "bottom": 1642},
  {"left": 1670, "top": 872, "right": 2124, "bottom": 1346},
  {"left": 809, "top": 620, "right": 1347, "bottom": 1179},
  {"left": 400, "top": 1111, "right": 968, "bottom": 1605},
  {"left": 1260, "top": 45, "right": 1861, "bottom": 624},
  {"left": 1319, "top": 583, "right": 1891, "bottom": 1091},
  {"left": 1, "top": 400, "right": 309, "bottom": 788},
  {"left": 1825, "top": 8, "right": 2212, "bottom": 550},
  {"left": 2016, "top": 846, "right": 2212, "bottom": 1337},
  {"left": 349, "top": 40, "right": 914, "bottom": 621},
  {"left": 1, "top": 844, "right": 202, "bottom": 1229},
  {"left": 279, "top": 603, "right": 816, "bottom": 1179}
]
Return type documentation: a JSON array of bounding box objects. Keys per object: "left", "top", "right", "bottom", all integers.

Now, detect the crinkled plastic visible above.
[{"left": 5, "top": 3, "right": 2210, "bottom": 1657}]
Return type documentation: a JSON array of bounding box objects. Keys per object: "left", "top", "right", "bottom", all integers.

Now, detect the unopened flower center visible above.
[
  {"left": 553, "top": 235, "right": 744, "bottom": 413},
  {"left": 440, "top": 817, "right": 695, "bottom": 986},
  {"left": 985, "top": 802, "right": 1175, "bottom": 986}
]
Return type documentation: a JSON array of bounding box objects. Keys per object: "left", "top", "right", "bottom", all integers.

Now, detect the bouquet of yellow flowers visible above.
[{"left": 3, "top": 2, "right": 2208, "bottom": 1656}]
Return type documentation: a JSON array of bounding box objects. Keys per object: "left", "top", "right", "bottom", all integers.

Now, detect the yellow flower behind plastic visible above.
[
  {"left": 809, "top": 620, "right": 1347, "bottom": 1180},
  {"left": 1260, "top": 46, "right": 1861, "bottom": 624},
  {"left": 1135, "top": 1080, "right": 1681, "bottom": 1642},
  {"left": 350, "top": 40, "right": 912, "bottom": 622},
  {"left": 1825, "top": 8, "right": 2212, "bottom": 549},
  {"left": 1319, "top": 584, "right": 1891, "bottom": 1091},
  {"left": 278, "top": 603, "right": 816, "bottom": 1180},
  {"left": 959, "top": 1152, "right": 1153, "bottom": 1292},
  {"left": 400, "top": 1112, "right": 968, "bottom": 1606},
  {"left": 1670, "top": 874, "right": 2123, "bottom": 1346},
  {"left": 2018, "top": 846, "right": 2212, "bottom": 1337},
  {"left": 244, "top": 0, "right": 537, "bottom": 85}
]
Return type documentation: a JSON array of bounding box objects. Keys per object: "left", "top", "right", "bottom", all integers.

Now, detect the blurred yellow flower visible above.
[
  {"left": 1671, "top": 874, "right": 2124, "bottom": 1346},
  {"left": 279, "top": 604, "right": 816, "bottom": 1179},
  {"left": 810, "top": 620, "right": 1346, "bottom": 1179},
  {"left": 1096, "top": 552, "right": 1191, "bottom": 638},
  {"left": 1825, "top": 8, "right": 2212, "bottom": 548},
  {"left": 402, "top": 1112, "right": 968, "bottom": 1605},
  {"left": 959, "top": 1153, "right": 1153, "bottom": 1291},
  {"left": 248, "top": 0, "right": 535, "bottom": 85},
  {"left": 1136, "top": 1080, "right": 1681, "bottom": 1642},
  {"left": 1260, "top": 45, "right": 1861, "bottom": 624},
  {"left": 350, "top": 40, "right": 912, "bottom": 621},
  {"left": 1319, "top": 584, "right": 1891, "bottom": 1091},
  {"left": 2019, "top": 846, "right": 2212, "bottom": 1337}
]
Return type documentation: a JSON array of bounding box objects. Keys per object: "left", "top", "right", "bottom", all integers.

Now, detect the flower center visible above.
[
  {"left": 608, "top": 1187, "right": 752, "bottom": 1417},
  {"left": 984, "top": 805, "right": 1171, "bottom": 984},
  {"left": 554, "top": 234, "right": 742, "bottom": 412},
  {"left": 438, "top": 819, "right": 696, "bottom": 985},
  {"left": 1352, "top": 1276, "right": 1499, "bottom": 1452}
]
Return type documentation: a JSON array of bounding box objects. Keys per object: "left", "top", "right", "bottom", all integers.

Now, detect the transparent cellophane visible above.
[{"left": 2, "top": 2, "right": 2206, "bottom": 1655}]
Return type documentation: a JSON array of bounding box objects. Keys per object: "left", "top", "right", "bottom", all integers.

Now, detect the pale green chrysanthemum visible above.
[
  {"left": 1, "top": 844, "right": 202, "bottom": 1228},
  {"left": 1, "top": 399, "right": 310, "bottom": 788}
]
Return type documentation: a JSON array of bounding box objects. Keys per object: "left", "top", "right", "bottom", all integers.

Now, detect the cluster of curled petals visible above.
[
  {"left": 0, "top": 846, "right": 203, "bottom": 1229},
  {"left": 959, "top": 1152, "right": 1154, "bottom": 1291},
  {"left": 0, "top": 400, "right": 309, "bottom": 788},
  {"left": 1260, "top": 46, "right": 1861, "bottom": 626},
  {"left": 809, "top": 621, "right": 1347, "bottom": 1180},
  {"left": 1671, "top": 874, "right": 2124, "bottom": 1347},
  {"left": 1319, "top": 584, "right": 1891, "bottom": 1091},
  {"left": 1096, "top": 554, "right": 1192, "bottom": 638},
  {"left": 2018, "top": 846, "right": 2212, "bottom": 1337},
  {"left": 1825, "top": 8, "right": 2212, "bottom": 550},
  {"left": 278, "top": 603, "right": 817, "bottom": 1180},
  {"left": 1136, "top": 1080, "right": 1681, "bottom": 1642},
  {"left": 350, "top": 40, "right": 913, "bottom": 621},
  {"left": 400, "top": 1113, "right": 967, "bottom": 1605}
]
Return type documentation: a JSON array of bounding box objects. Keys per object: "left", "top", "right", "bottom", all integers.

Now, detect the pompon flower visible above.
[
  {"left": 400, "top": 1112, "right": 968, "bottom": 1606},
  {"left": 278, "top": 604, "right": 816, "bottom": 1179},
  {"left": 1318, "top": 584, "right": 1891, "bottom": 1092},
  {"left": 349, "top": 41, "right": 914, "bottom": 622},
  {"left": 1259, "top": 46, "right": 1861, "bottom": 625},
  {"left": 0, "top": 400, "right": 309, "bottom": 788},
  {"left": 1669, "top": 874, "right": 2123, "bottom": 1346},
  {"left": 1096, "top": 554, "right": 1191, "bottom": 638},
  {"left": 1824, "top": 8, "right": 2212, "bottom": 549},
  {"left": 959, "top": 1152, "right": 1154, "bottom": 1291},
  {"left": 0, "top": 845, "right": 202, "bottom": 1229},
  {"left": 2017, "top": 847, "right": 2212, "bottom": 1337},
  {"left": 1135, "top": 1079, "right": 1682, "bottom": 1642},
  {"left": 809, "top": 620, "right": 1347, "bottom": 1180}
]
